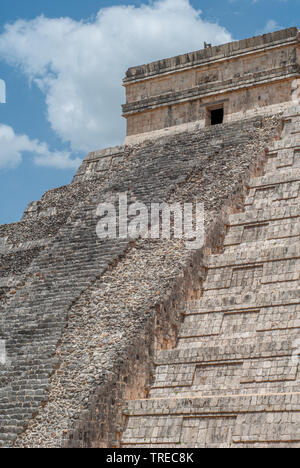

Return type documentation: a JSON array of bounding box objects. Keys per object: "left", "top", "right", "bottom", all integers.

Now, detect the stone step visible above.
[
  {"left": 207, "top": 243, "right": 300, "bottom": 266},
  {"left": 177, "top": 328, "right": 299, "bottom": 351},
  {"left": 150, "top": 366, "right": 299, "bottom": 399},
  {"left": 244, "top": 197, "right": 300, "bottom": 211},
  {"left": 0, "top": 238, "right": 49, "bottom": 255},
  {"left": 150, "top": 340, "right": 300, "bottom": 398},
  {"left": 245, "top": 187, "right": 300, "bottom": 209},
  {"left": 268, "top": 139, "right": 300, "bottom": 153},
  {"left": 243, "top": 166, "right": 300, "bottom": 208},
  {"left": 155, "top": 340, "right": 298, "bottom": 366},
  {"left": 282, "top": 105, "right": 300, "bottom": 118},
  {"left": 203, "top": 247, "right": 299, "bottom": 293},
  {"left": 226, "top": 206, "right": 300, "bottom": 247},
  {"left": 22, "top": 205, "right": 58, "bottom": 220},
  {"left": 0, "top": 276, "right": 24, "bottom": 289},
  {"left": 224, "top": 221, "right": 300, "bottom": 249},
  {"left": 224, "top": 237, "right": 299, "bottom": 254},
  {"left": 202, "top": 276, "right": 299, "bottom": 295},
  {"left": 188, "top": 288, "right": 300, "bottom": 313},
  {"left": 249, "top": 168, "right": 300, "bottom": 188},
  {"left": 182, "top": 291, "right": 300, "bottom": 344},
  {"left": 121, "top": 393, "right": 300, "bottom": 447},
  {"left": 268, "top": 132, "right": 300, "bottom": 149},
  {"left": 264, "top": 148, "right": 300, "bottom": 173},
  {"left": 181, "top": 303, "right": 300, "bottom": 336},
  {"left": 228, "top": 204, "right": 300, "bottom": 226}
]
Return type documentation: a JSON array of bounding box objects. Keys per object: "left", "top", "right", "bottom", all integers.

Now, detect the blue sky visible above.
[{"left": 0, "top": 0, "right": 299, "bottom": 225}]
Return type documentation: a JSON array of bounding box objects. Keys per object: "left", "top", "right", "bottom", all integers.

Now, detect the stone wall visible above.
[
  {"left": 0, "top": 114, "right": 281, "bottom": 448},
  {"left": 121, "top": 106, "right": 300, "bottom": 448},
  {"left": 122, "top": 27, "right": 299, "bottom": 137}
]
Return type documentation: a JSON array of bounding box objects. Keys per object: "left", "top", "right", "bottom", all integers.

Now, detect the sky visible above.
[{"left": 0, "top": 0, "right": 299, "bottom": 225}]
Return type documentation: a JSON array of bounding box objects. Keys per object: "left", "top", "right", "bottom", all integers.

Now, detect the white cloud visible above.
[
  {"left": 264, "top": 19, "right": 280, "bottom": 31},
  {"left": 0, "top": 124, "right": 81, "bottom": 170},
  {"left": 0, "top": 79, "right": 6, "bottom": 103},
  {"left": 0, "top": 0, "right": 232, "bottom": 153},
  {"left": 261, "top": 19, "right": 282, "bottom": 33}
]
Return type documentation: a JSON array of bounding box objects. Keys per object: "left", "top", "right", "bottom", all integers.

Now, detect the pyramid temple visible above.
[{"left": 0, "top": 27, "right": 300, "bottom": 448}]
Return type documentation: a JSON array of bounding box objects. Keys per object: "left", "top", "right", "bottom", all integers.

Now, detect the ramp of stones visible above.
[
  {"left": 1, "top": 116, "right": 282, "bottom": 448},
  {"left": 121, "top": 108, "right": 300, "bottom": 448},
  {"left": 0, "top": 180, "right": 99, "bottom": 300}
]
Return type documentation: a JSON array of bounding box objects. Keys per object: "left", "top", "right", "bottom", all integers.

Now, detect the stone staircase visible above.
[
  {"left": 0, "top": 179, "right": 100, "bottom": 301},
  {"left": 121, "top": 107, "right": 300, "bottom": 448},
  {"left": 1, "top": 114, "right": 279, "bottom": 448}
]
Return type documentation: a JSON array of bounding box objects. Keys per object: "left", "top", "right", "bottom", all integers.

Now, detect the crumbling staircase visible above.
[{"left": 120, "top": 107, "right": 300, "bottom": 448}]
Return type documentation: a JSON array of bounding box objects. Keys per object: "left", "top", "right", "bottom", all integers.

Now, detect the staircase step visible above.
[{"left": 121, "top": 393, "right": 300, "bottom": 448}]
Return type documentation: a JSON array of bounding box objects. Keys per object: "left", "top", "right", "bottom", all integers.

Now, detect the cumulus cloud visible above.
[
  {"left": 0, "top": 79, "right": 5, "bottom": 103},
  {"left": 0, "top": 0, "right": 232, "bottom": 153},
  {"left": 0, "top": 124, "right": 81, "bottom": 170},
  {"left": 261, "top": 19, "right": 282, "bottom": 33}
]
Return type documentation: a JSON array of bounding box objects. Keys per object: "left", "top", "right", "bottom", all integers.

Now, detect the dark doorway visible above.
[{"left": 210, "top": 108, "right": 224, "bottom": 125}]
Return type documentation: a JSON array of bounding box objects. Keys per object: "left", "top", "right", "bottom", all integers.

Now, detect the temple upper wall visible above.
[{"left": 122, "top": 27, "right": 300, "bottom": 141}]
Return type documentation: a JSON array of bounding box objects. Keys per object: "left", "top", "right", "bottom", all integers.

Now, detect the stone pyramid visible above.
[{"left": 121, "top": 107, "right": 300, "bottom": 448}]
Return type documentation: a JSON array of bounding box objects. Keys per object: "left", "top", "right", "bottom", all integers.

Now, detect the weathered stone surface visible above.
[
  {"left": 1, "top": 30, "right": 300, "bottom": 449},
  {"left": 123, "top": 27, "right": 300, "bottom": 140},
  {"left": 0, "top": 113, "right": 280, "bottom": 448},
  {"left": 121, "top": 107, "right": 300, "bottom": 448}
]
